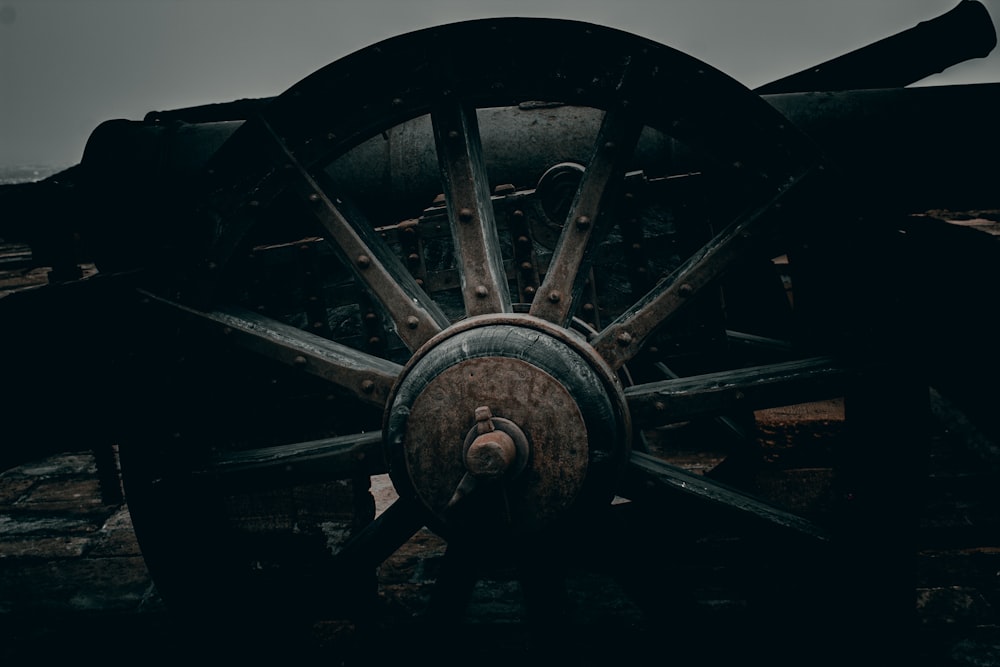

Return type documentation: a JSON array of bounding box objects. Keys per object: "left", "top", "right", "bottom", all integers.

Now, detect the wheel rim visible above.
[{"left": 117, "top": 17, "right": 906, "bottom": 653}]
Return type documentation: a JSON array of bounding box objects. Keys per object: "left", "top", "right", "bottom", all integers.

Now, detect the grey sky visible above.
[{"left": 2, "top": 0, "right": 998, "bottom": 168}]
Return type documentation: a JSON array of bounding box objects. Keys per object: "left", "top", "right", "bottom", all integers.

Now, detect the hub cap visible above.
[{"left": 384, "top": 315, "right": 631, "bottom": 539}]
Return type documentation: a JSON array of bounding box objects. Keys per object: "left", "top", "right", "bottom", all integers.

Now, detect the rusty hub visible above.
[{"left": 384, "top": 315, "right": 631, "bottom": 539}]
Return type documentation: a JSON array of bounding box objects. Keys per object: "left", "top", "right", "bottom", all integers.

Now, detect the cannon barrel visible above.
[
  {"left": 80, "top": 83, "right": 1000, "bottom": 223},
  {"left": 755, "top": 0, "right": 997, "bottom": 94}
]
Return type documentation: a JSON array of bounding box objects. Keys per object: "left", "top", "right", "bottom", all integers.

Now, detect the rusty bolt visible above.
[
  {"left": 368, "top": 336, "right": 381, "bottom": 346},
  {"left": 475, "top": 285, "right": 489, "bottom": 299},
  {"left": 516, "top": 235, "right": 531, "bottom": 246},
  {"left": 616, "top": 331, "right": 633, "bottom": 347},
  {"left": 308, "top": 193, "right": 320, "bottom": 202},
  {"left": 406, "top": 315, "right": 420, "bottom": 329},
  {"left": 678, "top": 283, "right": 693, "bottom": 296},
  {"left": 512, "top": 209, "right": 525, "bottom": 220},
  {"left": 465, "top": 406, "right": 516, "bottom": 479},
  {"left": 293, "top": 355, "right": 307, "bottom": 367},
  {"left": 520, "top": 261, "right": 534, "bottom": 272},
  {"left": 523, "top": 285, "right": 536, "bottom": 295},
  {"left": 357, "top": 254, "right": 372, "bottom": 268},
  {"left": 582, "top": 303, "right": 594, "bottom": 312},
  {"left": 575, "top": 215, "right": 591, "bottom": 230},
  {"left": 361, "top": 379, "right": 376, "bottom": 394},
  {"left": 458, "top": 207, "right": 474, "bottom": 223},
  {"left": 407, "top": 252, "right": 421, "bottom": 265},
  {"left": 547, "top": 291, "right": 562, "bottom": 303}
]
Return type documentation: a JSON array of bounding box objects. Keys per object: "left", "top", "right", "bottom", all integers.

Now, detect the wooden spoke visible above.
[
  {"left": 140, "top": 290, "right": 402, "bottom": 407},
  {"left": 530, "top": 105, "right": 644, "bottom": 325},
  {"left": 189, "top": 431, "right": 385, "bottom": 491},
  {"left": 622, "top": 451, "right": 831, "bottom": 542},
  {"left": 593, "top": 168, "right": 818, "bottom": 370},
  {"left": 333, "top": 496, "right": 427, "bottom": 571},
  {"left": 431, "top": 102, "right": 512, "bottom": 316},
  {"left": 259, "top": 119, "right": 450, "bottom": 351},
  {"left": 626, "top": 356, "right": 851, "bottom": 429}
]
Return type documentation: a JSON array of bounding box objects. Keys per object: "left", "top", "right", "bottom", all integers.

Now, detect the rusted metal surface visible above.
[
  {"left": 2, "top": 8, "right": 1000, "bottom": 659},
  {"left": 384, "top": 316, "right": 630, "bottom": 538}
]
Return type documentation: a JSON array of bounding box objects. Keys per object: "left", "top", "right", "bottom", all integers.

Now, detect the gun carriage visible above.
[{"left": 2, "top": 2, "right": 999, "bottom": 662}]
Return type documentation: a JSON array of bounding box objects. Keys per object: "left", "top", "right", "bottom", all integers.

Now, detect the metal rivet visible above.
[
  {"left": 459, "top": 207, "right": 474, "bottom": 223},
  {"left": 293, "top": 355, "right": 307, "bottom": 367},
  {"left": 547, "top": 291, "right": 561, "bottom": 303},
  {"left": 678, "top": 283, "right": 693, "bottom": 296},
  {"left": 576, "top": 215, "right": 591, "bottom": 230},
  {"left": 308, "top": 193, "right": 320, "bottom": 202},
  {"left": 653, "top": 401, "right": 666, "bottom": 412},
  {"left": 520, "top": 261, "right": 533, "bottom": 272},
  {"left": 357, "top": 255, "right": 372, "bottom": 268},
  {"left": 475, "top": 285, "right": 489, "bottom": 298},
  {"left": 616, "top": 331, "right": 633, "bottom": 347},
  {"left": 361, "top": 380, "right": 375, "bottom": 393},
  {"left": 406, "top": 315, "right": 419, "bottom": 329}
]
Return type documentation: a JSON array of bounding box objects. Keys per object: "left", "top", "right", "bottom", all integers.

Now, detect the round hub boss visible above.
[{"left": 384, "top": 315, "right": 631, "bottom": 538}]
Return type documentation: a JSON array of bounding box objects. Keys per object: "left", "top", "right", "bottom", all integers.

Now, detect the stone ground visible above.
[{"left": 1, "top": 395, "right": 999, "bottom": 666}]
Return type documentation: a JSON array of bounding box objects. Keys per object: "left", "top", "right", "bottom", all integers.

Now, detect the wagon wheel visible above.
[{"left": 118, "top": 18, "right": 923, "bottom": 663}]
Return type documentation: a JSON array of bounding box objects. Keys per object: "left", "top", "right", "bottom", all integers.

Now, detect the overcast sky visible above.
[{"left": 2, "top": 0, "right": 998, "bottom": 168}]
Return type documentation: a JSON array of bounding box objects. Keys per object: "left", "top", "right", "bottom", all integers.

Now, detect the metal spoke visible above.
[
  {"left": 140, "top": 290, "right": 402, "bottom": 407},
  {"left": 593, "top": 167, "right": 818, "bottom": 370},
  {"left": 431, "top": 101, "right": 512, "bottom": 316},
  {"left": 259, "top": 119, "right": 449, "bottom": 351},
  {"left": 530, "top": 105, "right": 644, "bottom": 325},
  {"left": 189, "top": 431, "right": 385, "bottom": 491},
  {"left": 622, "top": 451, "right": 830, "bottom": 542},
  {"left": 627, "top": 356, "right": 851, "bottom": 429}
]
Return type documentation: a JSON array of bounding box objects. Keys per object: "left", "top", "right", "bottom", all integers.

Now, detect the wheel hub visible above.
[{"left": 384, "top": 315, "right": 631, "bottom": 539}]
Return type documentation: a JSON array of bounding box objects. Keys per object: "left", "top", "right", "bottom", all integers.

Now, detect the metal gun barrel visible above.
[{"left": 755, "top": 0, "right": 997, "bottom": 94}]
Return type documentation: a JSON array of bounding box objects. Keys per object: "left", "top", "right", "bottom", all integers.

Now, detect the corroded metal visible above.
[{"left": 384, "top": 314, "right": 630, "bottom": 537}]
